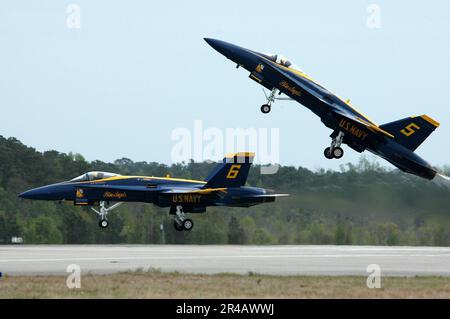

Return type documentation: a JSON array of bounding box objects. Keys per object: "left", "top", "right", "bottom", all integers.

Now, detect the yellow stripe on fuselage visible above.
[
  {"left": 279, "top": 62, "right": 377, "bottom": 125},
  {"left": 70, "top": 175, "right": 206, "bottom": 185}
]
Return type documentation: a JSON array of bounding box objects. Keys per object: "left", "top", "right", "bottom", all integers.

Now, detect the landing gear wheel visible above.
[
  {"left": 324, "top": 147, "right": 334, "bottom": 159},
  {"left": 182, "top": 219, "right": 194, "bottom": 231},
  {"left": 260, "top": 104, "right": 271, "bottom": 114},
  {"left": 99, "top": 219, "right": 109, "bottom": 229},
  {"left": 173, "top": 221, "right": 184, "bottom": 232},
  {"left": 333, "top": 147, "right": 344, "bottom": 159}
]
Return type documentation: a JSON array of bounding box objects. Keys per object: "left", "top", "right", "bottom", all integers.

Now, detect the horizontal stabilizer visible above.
[{"left": 244, "top": 193, "right": 290, "bottom": 198}]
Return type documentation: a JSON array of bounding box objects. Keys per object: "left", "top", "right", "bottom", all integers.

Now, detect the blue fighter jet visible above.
[
  {"left": 19, "top": 152, "right": 288, "bottom": 230},
  {"left": 205, "top": 38, "right": 440, "bottom": 180}
]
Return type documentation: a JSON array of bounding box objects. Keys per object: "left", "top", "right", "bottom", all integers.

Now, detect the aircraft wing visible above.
[
  {"left": 332, "top": 108, "right": 394, "bottom": 139},
  {"left": 160, "top": 188, "right": 227, "bottom": 194}
]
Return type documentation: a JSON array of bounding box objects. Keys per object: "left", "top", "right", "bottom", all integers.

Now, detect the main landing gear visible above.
[
  {"left": 324, "top": 131, "right": 345, "bottom": 159},
  {"left": 91, "top": 201, "right": 124, "bottom": 229},
  {"left": 173, "top": 205, "right": 194, "bottom": 232}
]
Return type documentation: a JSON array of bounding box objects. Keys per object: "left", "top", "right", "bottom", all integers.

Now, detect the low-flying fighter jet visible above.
[
  {"left": 205, "top": 38, "right": 440, "bottom": 180},
  {"left": 19, "top": 152, "right": 287, "bottom": 230}
]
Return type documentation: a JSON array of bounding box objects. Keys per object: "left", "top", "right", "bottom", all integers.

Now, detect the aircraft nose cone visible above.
[
  {"left": 18, "top": 189, "right": 37, "bottom": 199},
  {"left": 18, "top": 188, "right": 48, "bottom": 199},
  {"left": 204, "top": 38, "right": 257, "bottom": 69},
  {"left": 18, "top": 185, "right": 58, "bottom": 200},
  {"left": 204, "top": 38, "right": 234, "bottom": 57},
  {"left": 19, "top": 183, "right": 71, "bottom": 200},
  {"left": 204, "top": 37, "right": 218, "bottom": 47}
]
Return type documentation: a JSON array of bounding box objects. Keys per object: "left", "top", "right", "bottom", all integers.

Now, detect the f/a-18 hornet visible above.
[
  {"left": 205, "top": 38, "right": 440, "bottom": 180},
  {"left": 19, "top": 152, "right": 287, "bottom": 230}
]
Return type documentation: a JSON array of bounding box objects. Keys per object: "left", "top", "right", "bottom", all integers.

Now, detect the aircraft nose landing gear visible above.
[
  {"left": 260, "top": 88, "right": 278, "bottom": 114},
  {"left": 173, "top": 205, "right": 194, "bottom": 231},
  {"left": 91, "top": 201, "right": 123, "bottom": 229},
  {"left": 324, "top": 131, "right": 345, "bottom": 159},
  {"left": 260, "top": 88, "right": 293, "bottom": 114}
]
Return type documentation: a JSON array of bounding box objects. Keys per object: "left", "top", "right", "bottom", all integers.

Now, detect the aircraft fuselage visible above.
[{"left": 19, "top": 176, "right": 275, "bottom": 211}]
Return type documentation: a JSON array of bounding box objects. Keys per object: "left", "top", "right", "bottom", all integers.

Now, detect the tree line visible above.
[{"left": 0, "top": 135, "right": 449, "bottom": 245}]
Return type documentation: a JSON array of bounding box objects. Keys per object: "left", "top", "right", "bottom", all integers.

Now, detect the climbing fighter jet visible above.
[{"left": 205, "top": 38, "right": 440, "bottom": 180}]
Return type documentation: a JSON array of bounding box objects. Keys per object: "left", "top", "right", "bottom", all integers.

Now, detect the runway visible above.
[{"left": 1, "top": 245, "right": 450, "bottom": 276}]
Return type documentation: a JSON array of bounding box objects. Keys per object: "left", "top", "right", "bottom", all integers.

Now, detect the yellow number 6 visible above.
[{"left": 226, "top": 165, "right": 241, "bottom": 179}]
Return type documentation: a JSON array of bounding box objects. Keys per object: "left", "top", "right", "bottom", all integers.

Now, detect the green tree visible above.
[
  {"left": 25, "top": 215, "right": 63, "bottom": 244},
  {"left": 228, "top": 216, "right": 246, "bottom": 244},
  {"left": 254, "top": 228, "right": 276, "bottom": 244},
  {"left": 1, "top": 135, "right": 450, "bottom": 246}
]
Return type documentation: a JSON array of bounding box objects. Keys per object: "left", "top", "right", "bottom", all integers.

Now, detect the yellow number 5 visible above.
[
  {"left": 226, "top": 165, "right": 241, "bottom": 179},
  {"left": 400, "top": 123, "right": 420, "bottom": 137}
]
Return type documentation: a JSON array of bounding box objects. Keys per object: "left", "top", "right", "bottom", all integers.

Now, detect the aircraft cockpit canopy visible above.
[
  {"left": 70, "top": 171, "right": 120, "bottom": 182},
  {"left": 263, "top": 53, "right": 301, "bottom": 71}
]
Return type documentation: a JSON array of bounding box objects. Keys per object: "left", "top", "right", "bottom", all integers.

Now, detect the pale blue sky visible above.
[{"left": 1, "top": 0, "right": 449, "bottom": 170}]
